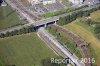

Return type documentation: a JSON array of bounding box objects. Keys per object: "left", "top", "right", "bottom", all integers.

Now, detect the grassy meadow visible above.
[
  {"left": 0, "top": 32, "right": 57, "bottom": 66},
  {"left": 0, "top": 6, "right": 25, "bottom": 30},
  {"left": 90, "top": 10, "right": 100, "bottom": 22}
]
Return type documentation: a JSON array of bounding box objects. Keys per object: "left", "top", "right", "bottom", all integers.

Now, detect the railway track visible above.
[
  {"left": 5, "top": 0, "right": 41, "bottom": 21},
  {"left": 37, "top": 27, "right": 85, "bottom": 66},
  {"left": 48, "top": 24, "right": 91, "bottom": 66}
]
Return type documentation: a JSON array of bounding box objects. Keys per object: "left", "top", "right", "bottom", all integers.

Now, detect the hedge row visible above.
[
  {"left": 0, "top": 25, "right": 35, "bottom": 38},
  {"left": 57, "top": 5, "right": 100, "bottom": 25}
]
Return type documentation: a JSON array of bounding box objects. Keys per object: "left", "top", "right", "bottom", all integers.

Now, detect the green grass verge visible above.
[
  {"left": 42, "top": 7, "right": 74, "bottom": 18},
  {"left": 0, "top": 32, "right": 57, "bottom": 66},
  {"left": 0, "top": 63, "right": 2, "bottom": 66},
  {"left": 0, "top": 6, "right": 25, "bottom": 30}
]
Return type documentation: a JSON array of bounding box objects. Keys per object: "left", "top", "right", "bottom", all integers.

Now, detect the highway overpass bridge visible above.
[
  {"left": 32, "top": 4, "right": 100, "bottom": 30},
  {"left": 33, "top": 16, "right": 59, "bottom": 30}
]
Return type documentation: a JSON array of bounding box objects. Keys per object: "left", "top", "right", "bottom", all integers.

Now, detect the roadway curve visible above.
[{"left": 48, "top": 24, "right": 91, "bottom": 66}]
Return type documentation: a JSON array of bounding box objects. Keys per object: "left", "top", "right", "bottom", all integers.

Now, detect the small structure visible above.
[
  {"left": 28, "top": 0, "right": 41, "bottom": 5},
  {"left": 43, "top": 0, "right": 56, "bottom": 5},
  {"left": 89, "top": 0, "right": 100, "bottom": 4},
  {"left": 69, "top": 0, "right": 84, "bottom": 5}
]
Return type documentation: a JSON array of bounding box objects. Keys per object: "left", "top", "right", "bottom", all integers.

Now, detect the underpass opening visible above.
[
  {"left": 46, "top": 21, "right": 56, "bottom": 26},
  {"left": 34, "top": 24, "right": 45, "bottom": 30}
]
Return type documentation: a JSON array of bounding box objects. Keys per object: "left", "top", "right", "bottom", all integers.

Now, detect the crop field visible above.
[
  {"left": 90, "top": 10, "right": 100, "bottom": 22},
  {"left": 0, "top": 32, "right": 57, "bottom": 66},
  {"left": 64, "top": 10, "right": 100, "bottom": 66},
  {"left": 0, "top": 6, "right": 25, "bottom": 30}
]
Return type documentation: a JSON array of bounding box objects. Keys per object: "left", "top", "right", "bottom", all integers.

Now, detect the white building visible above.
[
  {"left": 87, "top": 0, "right": 100, "bottom": 5},
  {"left": 69, "top": 0, "right": 84, "bottom": 5},
  {"left": 28, "top": 0, "right": 40, "bottom": 5},
  {"left": 43, "top": 0, "right": 56, "bottom": 5},
  {"left": 28, "top": 0, "right": 56, "bottom": 5}
]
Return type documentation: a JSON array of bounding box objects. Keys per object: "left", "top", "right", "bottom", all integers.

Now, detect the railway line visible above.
[
  {"left": 5, "top": 0, "right": 41, "bottom": 22},
  {"left": 37, "top": 27, "right": 85, "bottom": 66},
  {"left": 48, "top": 24, "right": 91, "bottom": 66}
]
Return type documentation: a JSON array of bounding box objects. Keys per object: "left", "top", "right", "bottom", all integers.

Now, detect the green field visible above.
[
  {"left": 90, "top": 10, "right": 100, "bottom": 22},
  {"left": 64, "top": 10, "right": 100, "bottom": 66},
  {"left": 0, "top": 6, "right": 25, "bottom": 30},
  {"left": 0, "top": 63, "right": 2, "bottom": 66},
  {"left": 0, "top": 32, "right": 57, "bottom": 66}
]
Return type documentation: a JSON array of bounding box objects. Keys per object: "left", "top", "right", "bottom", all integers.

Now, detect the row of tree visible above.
[
  {"left": 57, "top": 5, "right": 100, "bottom": 26},
  {"left": 0, "top": 25, "right": 35, "bottom": 38}
]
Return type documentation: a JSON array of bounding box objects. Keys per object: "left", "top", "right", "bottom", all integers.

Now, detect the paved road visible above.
[
  {"left": 37, "top": 27, "right": 85, "bottom": 66},
  {"left": 49, "top": 24, "right": 91, "bottom": 66}
]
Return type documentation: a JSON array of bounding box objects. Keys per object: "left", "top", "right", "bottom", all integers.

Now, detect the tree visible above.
[
  {"left": 0, "top": 33, "right": 5, "bottom": 38},
  {"left": 83, "top": 11, "right": 90, "bottom": 17},
  {"left": 65, "top": 15, "right": 70, "bottom": 24},
  {"left": 86, "top": 19, "right": 93, "bottom": 26},
  {"left": 77, "top": 10, "right": 83, "bottom": 18},
  {"left": 94, "top": 24, "right": 100, "bottom": 34},
  {"left": 97, "top": 5, "right": 100, "bottom": 10},
  {"left": 57, "top": 17, "right": 66, "bottom": 26},
  {"left": 5, "top": 31, "right": 10, "bottom": 37}
]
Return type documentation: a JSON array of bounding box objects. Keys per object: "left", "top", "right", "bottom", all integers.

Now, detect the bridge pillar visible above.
[
  {"left": 54, "top": 21, "right": 57, "bottom": 25},
  {"left": 1, "top": 1, "right": 7, "bottom": 6},
  {"left": 44, "top": 24, "right": 47, "bottom": 28}
]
